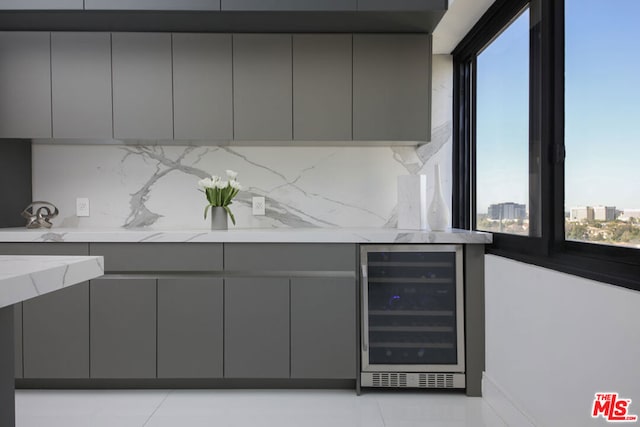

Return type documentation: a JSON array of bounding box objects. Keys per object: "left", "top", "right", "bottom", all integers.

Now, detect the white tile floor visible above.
[{"left": 16, "top": 389, "right": 507, "bottom": 427}]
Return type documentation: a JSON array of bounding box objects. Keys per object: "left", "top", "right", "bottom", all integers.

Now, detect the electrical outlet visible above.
[
  {"left": 252, "top": 196, "right": 266, "bottom": 216},
  {"left": 76, "top": 198, "right": 90, "bottom": 217}
]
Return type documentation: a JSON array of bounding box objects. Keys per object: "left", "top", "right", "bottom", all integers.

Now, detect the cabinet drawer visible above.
[
  {"left": 224, "top": 243, "right": 355, "bottom": 272},
  {"left": 90, "top": 243, "right": 223, "bottom": 272},
  {"left": 0, "top": 242, "right": 89, "bottom": 256}
]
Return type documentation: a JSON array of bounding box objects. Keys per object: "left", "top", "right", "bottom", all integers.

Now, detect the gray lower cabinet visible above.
[
  {"left": 172, "top": 33, "right": 233, "bottom": 140},
  {"left": 51, "top": 32, "right": 113, "bottom": 139},
  {"left": 0, "top": 32, "right": 51, "bottom": 139},
  {"left": 221, "top": 0, "right": 355, "bottom": 10},
  {"left": 292, "top": 34, "right": 352, "bottom": 140},
  {"left": 157, "top": 278, "right": 224, "bottom": 378},
  {"left": 23, "top": 284, "right": 89, "bottom": 378},
  {"left": 290, "top": 278, "right": 356, "bottom": 379},
  {"left": 224, "top": 278, "right": 290, "bottom": 378},
  {"left": 85, "top": 0, "right": 220, "bottom": 10},
  {"left": 14, "top": 304, "right": 21, "bottom": 379},
  {"left": 112, "top": 33, "right": 173, "bottom": 139},
  {"left": 233, "top": 34, "right": 292, "bottom": 141},
  {"left": 353, "top": 34, "right": 431, "bottom": 141},
  {"left": 90, "top": 278, "right": 157, "bottom": 379}
]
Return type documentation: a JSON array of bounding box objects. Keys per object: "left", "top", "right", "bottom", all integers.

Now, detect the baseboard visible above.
[{"left": 482, "top": 373, "right": 539, "bottom": 427}]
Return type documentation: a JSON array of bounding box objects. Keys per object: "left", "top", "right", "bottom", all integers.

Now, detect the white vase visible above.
[{"left": 427, "top": 163, "right": 449, "bottom": 231}]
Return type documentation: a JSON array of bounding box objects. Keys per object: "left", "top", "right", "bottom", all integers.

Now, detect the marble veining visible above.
[{"left": 0, "top": 256, "right": 104, "bottom": 308}]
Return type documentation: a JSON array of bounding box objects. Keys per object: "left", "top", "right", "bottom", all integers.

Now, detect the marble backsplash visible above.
[{"left": 32, "top": 55, "right": 453, "bottom": 230}]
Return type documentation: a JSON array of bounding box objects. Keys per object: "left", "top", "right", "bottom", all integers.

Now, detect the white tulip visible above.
[
  {"left": 211, "top": 175, "right": 220, "bottom": 183},
  {"left": 198, "top": 177, "right": 215, "bottom": 189},
  {"left": 226, "top": 170, "right": 238, "bottom": 179},
  {"left": 216, "top": 180, "right": 228, "bottom": 189},
  {"left": 229, "top": 179, "right": 242, "bottom": 190}
]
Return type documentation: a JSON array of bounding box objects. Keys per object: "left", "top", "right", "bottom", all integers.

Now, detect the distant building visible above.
[
  {"left": 621, "top": 209, "right": 640, "bottom": 221},
  {"left": 593, "top": 206, "right": 616, "bottom": 221},
  {"left": 570, "top": 206, "right": 594, "bottom": 222},
  {"left": 488, "top": 202, "right": 526, "bottom": 220}
]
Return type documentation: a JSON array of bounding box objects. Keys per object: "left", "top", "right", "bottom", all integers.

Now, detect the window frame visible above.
[{"left": 452, "top": 0, "right": 640, "bottom": 292}]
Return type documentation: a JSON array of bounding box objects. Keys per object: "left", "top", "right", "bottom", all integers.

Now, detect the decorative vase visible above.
[
  {"left": 427, "top": 163, "right": 449, "bottom": 231},
  {"left": 210, "top": 207, "right": 228, "bottom": 230}
]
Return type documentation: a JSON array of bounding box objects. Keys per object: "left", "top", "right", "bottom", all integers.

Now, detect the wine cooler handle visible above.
[{"left": 361, "top": 264, "right": 369, "bottom": 352}]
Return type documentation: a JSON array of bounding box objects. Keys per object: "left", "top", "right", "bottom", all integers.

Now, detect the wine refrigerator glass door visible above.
[{"left": 361, "top": 245, "right": 465, "bottom": 372}]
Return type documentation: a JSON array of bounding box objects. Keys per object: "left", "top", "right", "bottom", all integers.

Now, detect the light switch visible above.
[
  {"left": 252, "top": 196, "right": 265, "bottom": 216},
  {"left": 76, "top": 198, "right": 90, "bottom": 217}
]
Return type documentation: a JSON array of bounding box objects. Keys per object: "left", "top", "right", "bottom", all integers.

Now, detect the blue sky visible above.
[{"left": 475, "top": 0, "right": 640, "bottom": 213}]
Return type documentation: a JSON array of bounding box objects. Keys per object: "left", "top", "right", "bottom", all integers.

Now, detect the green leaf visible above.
[
  {"left": 204, "top": 204, "right": 211, "bottom": 219},
  {"left": 223, "top": 205, "right": 236, "bottom": 225}
]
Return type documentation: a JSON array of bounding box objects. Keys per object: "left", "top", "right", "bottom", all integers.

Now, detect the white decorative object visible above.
[
  {"left": 397, "top": 175, "right": 427, "bottom": 230},
  {"left": 427, "top": 163, "right": 449, "bottom": 231}
]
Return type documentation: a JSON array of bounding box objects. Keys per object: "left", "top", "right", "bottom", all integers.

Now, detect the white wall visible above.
[{"left": 484, "top": 255, "right": 640, "bottom": 427}]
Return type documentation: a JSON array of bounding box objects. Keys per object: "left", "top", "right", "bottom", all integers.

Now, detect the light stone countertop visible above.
[
  {"left": 0, "top": 227, "right": 492, "bottom": 244},
  {"left": 0, "top": 255, "right": 104, "bottom": 308}
]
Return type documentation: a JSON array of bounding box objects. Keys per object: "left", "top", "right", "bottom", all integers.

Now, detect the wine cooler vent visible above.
[{"left": 361, "top": 372, "right": 465, "bottom": 389}]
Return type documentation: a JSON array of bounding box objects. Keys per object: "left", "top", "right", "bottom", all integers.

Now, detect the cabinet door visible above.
[
  {"left": 293, "top": 34, "right": 352, "bottom": 140},
  {"left": 14, "top": 304, "right": 21, "bottom": 379},
  {"left": 222, "top": 0, "right": 355, "bottom": 10},
  {"left": 233, "top": 34, "right": 292, "bottom": 140},
  {"left": 23, "top": 284, "right": 89, "bottom": 378},
  {"left": 112, "top": 33, "right": 173, "bottom": 139},
  {"left": 0, "top": 0, "right": 83, "bottom": 10},
  {"left": 173, "top": 33, "right": 233, "bottom": 140},
  {"left": 225, "top": 278, "right": 289, "bottom": 378},
  {"left": 357, "top": 0, "right": 446, "bottom": 11},
  {"left": 0, "top": 32, "right": 51, "bottom": 138},
  {"left": 51, "top": 32, "right": 113, "bottom": 139},
  {"left": 90, "top": 278, "right": 156, "bottom": 378},
  {"left": 85, "top": 0, "right": 220, "bottom": 10},
  {"left": 353, "top": 34, "right": 431, "bottom": 141},
  {"left": 291, "top": 278, "right": 356, "bottom": 379},
  {"left": 157, "top": 278, "right": 223, "bottom": 378}
]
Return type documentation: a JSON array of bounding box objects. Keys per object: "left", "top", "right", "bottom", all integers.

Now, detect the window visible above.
[
  {"left": 476, "top": 8, "right": 534, "bottom": 236},
  {"left": 565, "top": 0, "right": 640, "bottom": 249},
  {"left": 453, "top": 0, "right": 640, "bottom": 291}
]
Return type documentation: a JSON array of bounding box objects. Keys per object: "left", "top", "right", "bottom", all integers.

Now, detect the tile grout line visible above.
[{"left": 141, "top": 390, "right": 172, "bottom": 427}]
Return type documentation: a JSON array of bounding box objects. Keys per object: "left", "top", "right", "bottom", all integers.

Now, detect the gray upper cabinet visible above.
[
  {"left": 0, "top": 32, "right": 51, "bottom": 139},
  {"left": 293, "top": 34, "right": 352, "bottom": 141},
  {"left": 85, "top": 0, "right": 220, "bottom": 10},
  {"left": 290, "top": 278, "right": 356, "bottom": 379},
  {"left": 0, "top": 0, "right": 82, "bottom": 9},
  {"left": 112, "top": 33, "right": 173, "bottom": 140},
  {"left": 51, "top": 32, "right": 113, "bottom": 139},
  {"left": 233, "top": 34, "right": 292, "bottom": 141},
  {"left": 157, "top": 278, "right": 224, "bottom": 378},
  {"left": 90, "top": 278, "right": 157, "bottom": 379},
  {"left": 172, "top": 33, "right": 233, "bottom": 140},
  {"left": 222, "top": 0, "right": 355, "bottom": 10},
  {"left": 357, "top": 0, "right": 446, "bottom": 11},
  {"left": 353, "top": 34, "right": 431, "bottom": 141},
  {"left": 23, "top": 284, "right": 89, "bottom": 379},
  {"left": 225, "top": 278, "right": 290, "bottom": 378}
]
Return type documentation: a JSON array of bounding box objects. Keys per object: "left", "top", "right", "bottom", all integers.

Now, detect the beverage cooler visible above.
[{"left": 360, "top": 245, "right": 465, "bottom": 389}]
